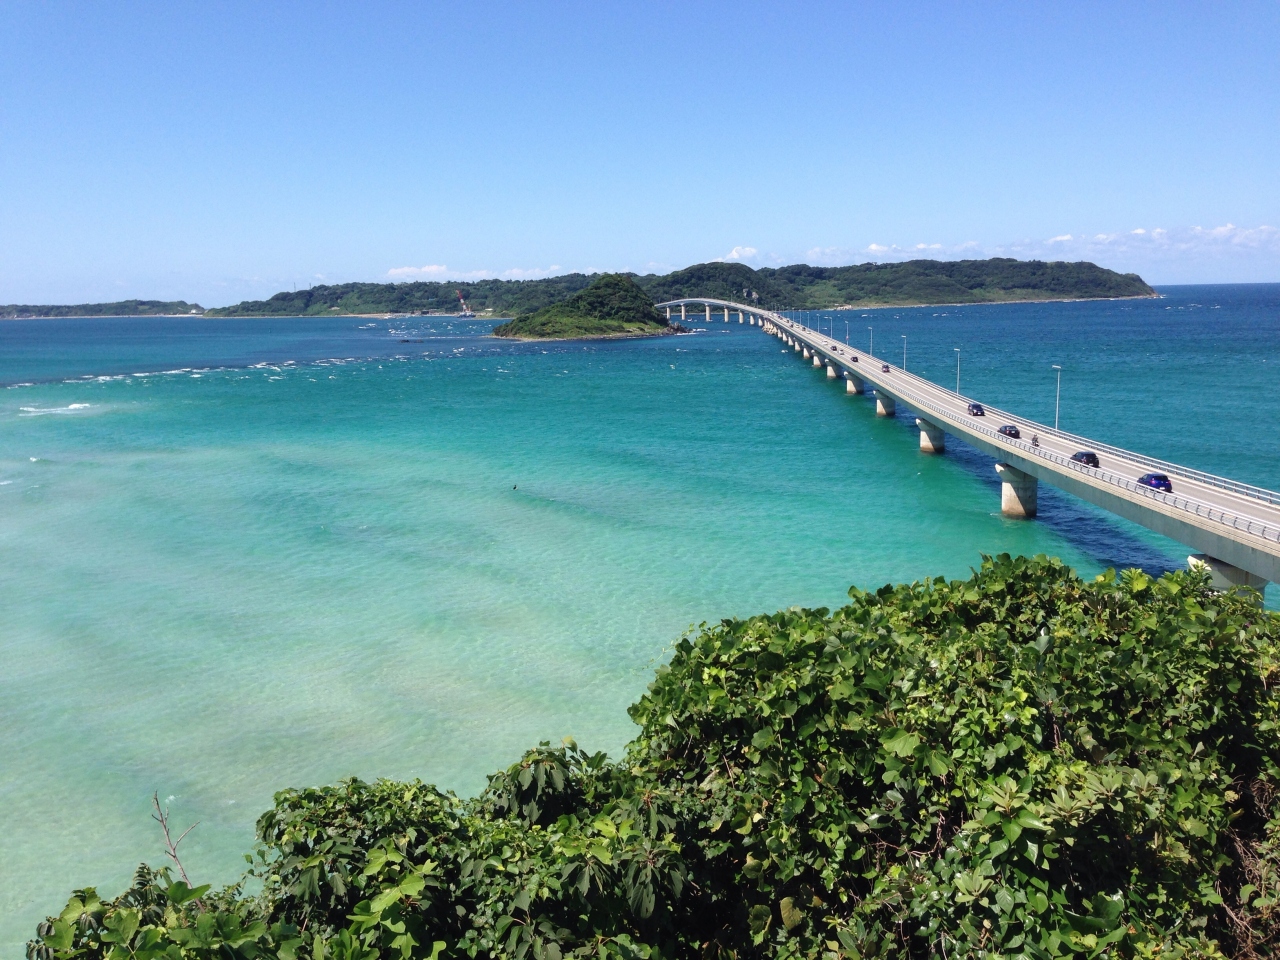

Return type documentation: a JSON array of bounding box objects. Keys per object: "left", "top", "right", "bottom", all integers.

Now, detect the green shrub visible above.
[
  {"left": 492, "top": 274, "right": 667, "bottom": 339},
  {"left": 29, "top": 556, "right": 1280, "bottom": 959}
]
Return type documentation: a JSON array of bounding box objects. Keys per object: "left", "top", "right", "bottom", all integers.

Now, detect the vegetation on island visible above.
[
  {"left": 1, "top": 300, "right": 204, "bottom": 319},
  {"left": 203, "top": 276, "right": 597, "bottom": 319},
  {"left": 29, "top": 555, "right": 1280, "bottom": 960},
  {"left": 637, "top": 259, "right": 1155, "bottom": 309},
  {"left": 202, "top": 259, "right": 1155, "bottom": 318},
  {"left": 4, "top": 260, "right": 1153, "bottom": 320},
  {"left": 492, "top": 274, "right": 670, "bottom": 340}
]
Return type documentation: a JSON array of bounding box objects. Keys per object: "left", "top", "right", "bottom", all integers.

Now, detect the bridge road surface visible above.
[{"left": 657, "top": 298, "right": 1280, "bottom": 590}]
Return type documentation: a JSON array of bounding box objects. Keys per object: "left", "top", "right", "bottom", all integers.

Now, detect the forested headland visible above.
[
  {"left": 1, "top": 300, "right": 204, "bottom": 319},
  {"left": 1, "top": 260, "right": 1154, "bottom": 319},
  {"left": 202, "top": 258, "right": 1155, "bottom": 318},
  {"left": 29, "top": 555, "right": 1280, "bottom": 960},
  {"left": 492, "top": 273, "right": 671, "bottom": 340}
]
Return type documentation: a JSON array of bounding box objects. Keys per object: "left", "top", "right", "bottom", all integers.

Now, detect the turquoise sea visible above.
[{"left": 2, "top": 285, "right": 1278, "bottom": 952}]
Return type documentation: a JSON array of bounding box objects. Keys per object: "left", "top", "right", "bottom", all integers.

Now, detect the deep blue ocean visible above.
[{"left": 1, "top": 284, "right": 1278, "bottom": 951}]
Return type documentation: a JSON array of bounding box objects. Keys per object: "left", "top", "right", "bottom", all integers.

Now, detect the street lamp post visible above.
[
  {"left": 954, "top": 348, "right": 961, "bottom": 394},
  {"left": 902, "top": 335, "right": 907, "bottom": 371},
  {"left": 868, "top": 327, "right": 873, "bottom": 357},
  {"left": 845, "top": 320, "right": 849, "bottom": 345},
  {"left": 1052, "top": 365, "right": 1062, "bottom": 430}
]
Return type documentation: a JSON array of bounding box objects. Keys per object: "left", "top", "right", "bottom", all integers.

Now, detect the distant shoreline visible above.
[
  {"left": 825, "top": 292, "right": 1162, "bottom": 311},
  {"left": 0, "top": 293, "right": 1164, "bottom": 321},
  {"left": 490, "top": 327, "right": 680, "bottom": 343},
  {"left": 0, "top": 311, "right": 489, "bottom": 321}
]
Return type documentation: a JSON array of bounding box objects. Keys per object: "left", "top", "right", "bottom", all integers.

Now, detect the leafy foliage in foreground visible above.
[
  {"left": 492, "top": 274, "right": 669, "bottom": 340},
  {"left": 30, "top": 556, "right": 1280, "bottom": 959}
]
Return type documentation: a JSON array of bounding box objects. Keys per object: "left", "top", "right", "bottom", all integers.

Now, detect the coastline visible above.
[
  {"left": 821, "top": 292, "right": 1163, "bottom": 312},
  {"left": 489, "top": 327, "right": 679, "bottom": 343},
  {"left": 1, "top": 294, "right": 1166, "bottom": 322}
]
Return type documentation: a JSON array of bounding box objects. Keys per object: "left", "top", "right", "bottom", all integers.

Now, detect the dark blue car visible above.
[
  {"left": 1071, "top": 451, "right": 1100, "bottom": 468},
  {"left": 1138, "top": 473, "right": 1173, "bottom": 493}
]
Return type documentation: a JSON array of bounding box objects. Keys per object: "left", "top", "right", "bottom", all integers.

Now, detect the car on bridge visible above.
[
  {"left": 997, "top": 424, "right": 1021, "bottom": 439},
  {"left": 1071, "top": 451, "right": 1101, "bottom": 468},
  {"left": 967, "top": 402, "right": 985, "bottom": 416},
  {"left": 1139, "top": 473, "right": 1174, "bottom": 493},
  {"left": 881, "top": 363, "right": 890, "bottom": 373}
]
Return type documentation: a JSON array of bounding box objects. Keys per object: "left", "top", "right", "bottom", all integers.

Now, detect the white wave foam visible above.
[{"left": 18, "top": 403, "right": 93, "bottom": 416}]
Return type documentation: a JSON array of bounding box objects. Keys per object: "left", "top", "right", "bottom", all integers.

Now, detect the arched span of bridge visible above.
[
  {"left": 655, "top": 297, "right": 771, "bottom": 326},
  {"left": 660, "top": 298, "right": 1280, "bottom": 594}
]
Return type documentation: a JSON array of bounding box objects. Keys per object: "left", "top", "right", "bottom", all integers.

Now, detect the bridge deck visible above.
[{"left": 657, "top": 299, "right": 1280, "bottom": 584}]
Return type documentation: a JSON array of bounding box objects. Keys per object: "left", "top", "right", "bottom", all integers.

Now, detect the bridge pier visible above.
[
  {"left": 875, "top": 392, "right": 896, "bottom": 416},
  {"left": 681, "top": 304, "right": 686, "bottom": 322},
  {"left": 916, "top": 417, "right": 945, "bottom": 453},
  {"left": 845, "top": 373, "right": 865, "bottom": 394},
  {"left": 812, "top": 353, "right": 823, "bottom": 368},
  {"left": 1187, "top": 554, "right": 1269, "bottom": 594},
  {"left": 705, "top": 305, "right": 711, "bottom": 324},
  {"left": 803, "top": 347, "right": 811, "bottom": 359},
  {"left": 826, "top": 361, "right": 838, "bottom": 378},
  {"left": 794, "top": 341, "right": 801, "bottom": 352},
  {"left": 995, "top": 463, "right": 1038, "bottom": 518},
  {"left": 666, "top": 306, "right": 671, "bottom": 320},
  {"left": 738, "top": 311, "right": 743, "bottom": 323}
]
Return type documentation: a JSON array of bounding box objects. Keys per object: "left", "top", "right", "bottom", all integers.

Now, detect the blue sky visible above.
[{"left": 2, "top": 1, "right": 1277, "bottom": 306}]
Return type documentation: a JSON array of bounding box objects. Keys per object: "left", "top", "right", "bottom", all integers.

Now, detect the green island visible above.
[
  {"left": 197, "top": 258, "right": 1155, "bottom": 319},
  {"left": 1, "top": 300, "right": 204, "bottom": 319},
  {"left": 30, "top": 556, "right": 1280, "bottom": 960},
  {"left": 491, "top": 274, "right": 671, "bottom": 340},
  {"left": 4, "top": 260, "right": 1153, "bottom": 320}
]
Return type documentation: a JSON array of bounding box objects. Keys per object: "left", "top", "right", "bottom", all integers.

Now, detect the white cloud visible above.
[
  {"left": 975, "top": 223, "right": 1280, "bottom": 281},
  {"left": 500, "top": 265, "right": 564, "bottom": 280},
  {"left": 387, "top": 264, "right": 451, "bottom": 279},
  {"left": 386, "top": 264, "right": 575, "bottom": 282},
  {"left": 718, "top": 246, "right": 759, "bottom": 262}
]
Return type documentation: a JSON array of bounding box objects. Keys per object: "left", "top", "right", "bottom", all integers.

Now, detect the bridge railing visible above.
[
  {"left": 904, "top": 379, "right": 1280, "bottom": 546},
  {"left": 780, "top": 318, "right": 1280, "bottom": 509},
  {"left": 777, "top": 319, "right": 1280, "bottom": 545}
]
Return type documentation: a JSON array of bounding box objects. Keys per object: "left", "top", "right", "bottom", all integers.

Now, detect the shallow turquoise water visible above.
[{"left": 2, "top": 285, "right": 1278, "bottom": 951}]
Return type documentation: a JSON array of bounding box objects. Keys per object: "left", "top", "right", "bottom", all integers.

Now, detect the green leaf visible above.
[
  {"left": 879, "top": 729, "right": 920, "bottom": 758},
  {"left": 779, "top": 896, "right": 803, "bottom": 930},
  {"left": 995, "top": 887, "right": 1015, "bottom": 915},
  {"left": 748, "top": 904, "right": 772, "bottom": 935}
]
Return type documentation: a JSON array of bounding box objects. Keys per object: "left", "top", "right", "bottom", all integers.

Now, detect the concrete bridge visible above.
[{"left": 656, "top": 297, "right": 1280, "bottom": 592}]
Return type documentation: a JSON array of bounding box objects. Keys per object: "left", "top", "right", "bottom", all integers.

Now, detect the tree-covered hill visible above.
[
  {"left": 0, "top": 300, "right": 204, "bottom": 318},
  {"left": 492, "top": 273, "right": 669, "bottom": 339},
  {"left": 637, "top": 258, "right": 1155, "bottom": 308},
  {"left": 202, "top": 258, "right": 1154, "bottom": 317},
  {"left": 3, "top": 260, "right": 1153, "bottom": 320},
  {"left": 202, "top": 276, "right": 597, "bottom": 318},
  {"left": 29, "top": 556, "right": 1280, "bottom": 960}
]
